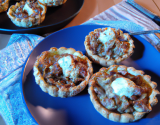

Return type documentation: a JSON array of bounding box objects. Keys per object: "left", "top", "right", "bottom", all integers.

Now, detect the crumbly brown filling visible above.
[
  {"left": 13, "top": 1, "right": 43, "bottom": 19},
  {"left": 38, "top": 52, "right": 88, "bottom": 88},
  {"left": 91, "top": 69, "right": 152, "bottom": 113},
  {"left": 89, "top": 28, "right": 130, "bottom": 59}
]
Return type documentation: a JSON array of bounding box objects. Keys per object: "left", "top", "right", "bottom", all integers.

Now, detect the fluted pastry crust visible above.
[
  {"left": 88, "top": 65, "right": 159, "bottom": 123},
  {"left": 33, "top": 47, "right": 93, "bottom": 98},
  {"left": 0, "top": 0, "right": 9, "bottom": 13},
  {"left": 7, "top": 0, "right": 47, "bottom": 27},
  {"left": 38, "top": 0, "right": 67, "bottom": 7},
  {"left": 84, "top": 27, "right": 135, "bottom": 67}
]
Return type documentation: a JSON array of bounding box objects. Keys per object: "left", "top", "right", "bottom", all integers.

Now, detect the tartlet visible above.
[
  {"left": 84, "top": 27, "right": 135, "bottom": 67},
  {"left": 7, "top": 0, "right": 47, "bottom": 27},
  {"left": 0, "top": 0, "right": 9, "bottom": 13},
  {"left": 33, "top": 47, "right": 93, "bottom": 98},
  {"left": 88, "top": 65, "right": 159, "bottom": 123},
  {"left": 38, "top": 0, "right": 67, "bottom": 7}
]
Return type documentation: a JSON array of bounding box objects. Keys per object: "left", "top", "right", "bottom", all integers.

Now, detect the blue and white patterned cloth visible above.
[
  {"left": 0, "top": 34, "right": 44, "bottom": 125},
  {"left": 0, "top": 0, "right": 160, "bottom": 125}
]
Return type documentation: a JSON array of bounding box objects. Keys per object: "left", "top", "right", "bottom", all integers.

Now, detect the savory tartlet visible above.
[
  {"left": 7, "top": 0, "right": 47, "bottom": 27},
  {"left": 84, "top": 27, "right": 135, "bottom": 67},
  {"left": 33, "top": 47, "right": 93, "bottom": 98},
  {"left": 38, "top": 0, "right": 67, "bottom": 7},
  {"left": 0, "top": 0, "right": 9, "bottom": 13},
  {"left": 88, "top": 65, "right": 159, "bottom": 123}
]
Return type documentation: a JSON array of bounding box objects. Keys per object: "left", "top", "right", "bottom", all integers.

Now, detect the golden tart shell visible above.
[
  {"left": 7, "top": 1, "right": 47, "bottom": 27},
  {"left": 88, "top": 65, "right": 159, "bottom": 123},
  {"left": 84, "top": 27, "right": 135, "bottom": 67},
  {"left": 33, "top": 47, "right": 93, "bottom": 98}
]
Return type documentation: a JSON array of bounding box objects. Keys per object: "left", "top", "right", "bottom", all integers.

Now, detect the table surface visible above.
[{"left": 0, "top": 0, "right": 160, "bottom": 124}]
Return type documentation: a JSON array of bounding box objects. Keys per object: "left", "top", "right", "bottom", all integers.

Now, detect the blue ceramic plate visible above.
[{"left": 21, "top": 25, "right": 160, "bottom": 125}]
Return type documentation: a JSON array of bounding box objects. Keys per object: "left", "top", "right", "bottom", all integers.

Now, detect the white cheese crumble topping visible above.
[
  {"left": 98, "top": 27, "right": 116, "bottom": 45},
  {"left": 49, "top": 65, "right": 53, "bottom": 70},
  {"left": 58, "top": 56, "right": 75, "bottom": 77},
  {"left": 23, "top": 3, "right": 35, "bottom": 16},
  {"left": 111, "top": 77, "right": 137, "bottom": 98},
  {"left": 98, "top": 28, "right": 117, "bottom": 58}
]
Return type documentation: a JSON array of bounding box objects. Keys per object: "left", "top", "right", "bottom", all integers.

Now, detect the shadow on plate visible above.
[{"left": 130, "top": 36, "right": 145, "bottom": 60}]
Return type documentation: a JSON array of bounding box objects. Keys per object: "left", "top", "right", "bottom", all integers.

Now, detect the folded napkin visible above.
[
  {"left": 0, "top": 34, "right": 44, "bottom": 125},
  {"left": 0, "top": 0, "right": 160, "bottom": 125}
]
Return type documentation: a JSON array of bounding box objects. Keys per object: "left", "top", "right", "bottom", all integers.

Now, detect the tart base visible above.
[
  {"left": 84, "top": 27, "right": 135, "bottom": 67},
  {"left": 88, "top": 65, "right": 159, "bottom": 123},
  {"left": 38, "top": 0, "right": 67, "bottom": 7},
  {"left": 33, "top": 47, "right": 93, "bottom": 98},
  {"left": 7, "top": 1, "right": 47, "bottom": 28}
]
